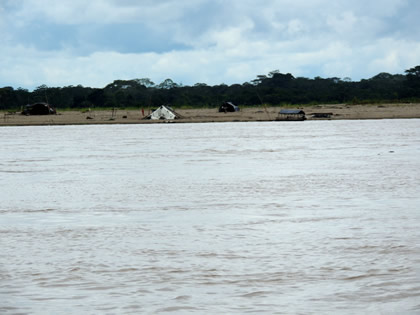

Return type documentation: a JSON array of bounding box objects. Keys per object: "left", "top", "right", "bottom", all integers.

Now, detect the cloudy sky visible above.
[{"left": 1, "top": 0, "right": 419, "bottom": 90}]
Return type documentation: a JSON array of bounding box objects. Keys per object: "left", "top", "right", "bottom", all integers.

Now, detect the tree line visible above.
[{"left": 1, "top": 66, "right": 420, "bottom": 111}]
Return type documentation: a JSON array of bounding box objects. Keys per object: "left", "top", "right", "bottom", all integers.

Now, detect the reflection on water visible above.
[{"left": 1, "top": 120, "right": 420, "bottom": 314}]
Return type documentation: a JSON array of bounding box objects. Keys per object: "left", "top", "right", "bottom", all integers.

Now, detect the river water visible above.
[{"left": 1, "top": 119, "right": 419, "bottom": 314}]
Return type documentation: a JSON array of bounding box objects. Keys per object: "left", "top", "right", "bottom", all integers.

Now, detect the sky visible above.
[{"left": 1, "top": 0, "right": 419, "bottom": 90}]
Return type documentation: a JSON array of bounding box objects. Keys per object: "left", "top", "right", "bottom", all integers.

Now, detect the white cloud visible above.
[
  {"left": 11, "top": 0, "right": 206, "bottom": 26},
  {"left": 1, "top": 0, "right": 419, "bottom": 89},
  {"left": 368, "top": 38, "right": 420, "bottom": 75},
  {"left": 327, "top": 11, "right": 357, "bottom": 35}
]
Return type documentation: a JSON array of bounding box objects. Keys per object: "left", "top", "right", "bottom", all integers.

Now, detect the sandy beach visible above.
[{"left": 2, "top": 103, "right": 420, "bottom": 126}]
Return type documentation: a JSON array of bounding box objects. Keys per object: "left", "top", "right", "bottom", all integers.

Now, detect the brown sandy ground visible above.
[{"left": 1, "top": 103, "right": 420, "bottom": 126}]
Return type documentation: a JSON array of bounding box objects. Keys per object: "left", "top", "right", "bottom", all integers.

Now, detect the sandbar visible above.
[{"left": 1, "top": 103, "right": 420, "bottom": 126}]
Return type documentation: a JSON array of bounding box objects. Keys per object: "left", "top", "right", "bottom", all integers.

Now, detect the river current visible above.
[{"left": 1, "top": 119, "right": 420, "bottom": 314}]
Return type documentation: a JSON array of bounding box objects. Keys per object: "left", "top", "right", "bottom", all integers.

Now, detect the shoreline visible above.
[{"left": 2, "top": 103, "right": 420, "bottom": 127}]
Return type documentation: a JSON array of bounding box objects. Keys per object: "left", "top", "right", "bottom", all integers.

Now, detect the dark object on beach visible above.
[
  {"left": 276, "top": 109, "right": 306, "bottom": 121},
  {"left": 219, "top": 102, "right": 240, "bottom": 112},
  {"left": 311, "top": 112, "right": 333, "bottom": 118},
  {"left": 22, "top": 103, "right": 56, "bottom": 115}
]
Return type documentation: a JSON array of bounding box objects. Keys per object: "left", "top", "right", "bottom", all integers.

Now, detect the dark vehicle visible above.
[
  {"left": 219, "top": 101, "right": 240, "bottom": 112},
  {"left": 22, "top": 103, "right": 56, "bottom": 115}
]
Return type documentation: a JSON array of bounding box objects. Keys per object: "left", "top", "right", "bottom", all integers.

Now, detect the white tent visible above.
[{"left": 145, "top": 105, "right": 183, "bottom": 120}]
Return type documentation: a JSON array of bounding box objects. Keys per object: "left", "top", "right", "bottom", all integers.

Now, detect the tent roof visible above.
[
  {"left": 279, "top": 109, "right": 305, "bottom": 115},
  {"left": 144, "top": 105, "right": 183, "bottom": 120}
]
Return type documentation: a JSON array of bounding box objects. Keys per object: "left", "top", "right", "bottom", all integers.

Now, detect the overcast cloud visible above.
[{"left": 1, "top": 0, "right": 419, "bottom": 90}]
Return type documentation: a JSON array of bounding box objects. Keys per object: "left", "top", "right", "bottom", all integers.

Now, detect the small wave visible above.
[
  {"left": 0, "top": 306, "right": 26, "bottom": 312},
  {"left": 155, "top": 287, "right": 175, "bottom": 292},
  {"left": 0, "top": 170, "right": 37, "bottom": 173},
  {"left": 239, "top": 291, "right": 272, "bottom": 298},
  {"left": 174, "top": 295, "right": 191, "bottom": 300},
  {"left": 116, "top": 268, "right": 139, "bottom": 273},
  {"left": 0, "top": 208, "right": 57, "bottom": 214},
  {"left": 291, "top": 216, "right": 346, "bottom": 223},
  {"left": 156, "top": 306, "right": 199, "bottom": 312},
  {"left": 342, "top": 273, "right": 389, "bottom": 281},
  {"left": 82, "top": 286, "right": 117, "bottom": 291}
]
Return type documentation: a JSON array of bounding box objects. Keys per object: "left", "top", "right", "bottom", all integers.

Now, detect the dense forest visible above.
[{"left": 1, "top": 66, "right": 420, "bottom": 111}]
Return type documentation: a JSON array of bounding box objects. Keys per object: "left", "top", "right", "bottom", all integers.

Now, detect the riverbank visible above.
[{"left": 2, "top": 103, "right": 420, "bottom": 126}]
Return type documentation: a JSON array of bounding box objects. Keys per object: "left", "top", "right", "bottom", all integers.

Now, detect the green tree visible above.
[{"left": 158, "top": 79, "right": 178, "bottom": 89}]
